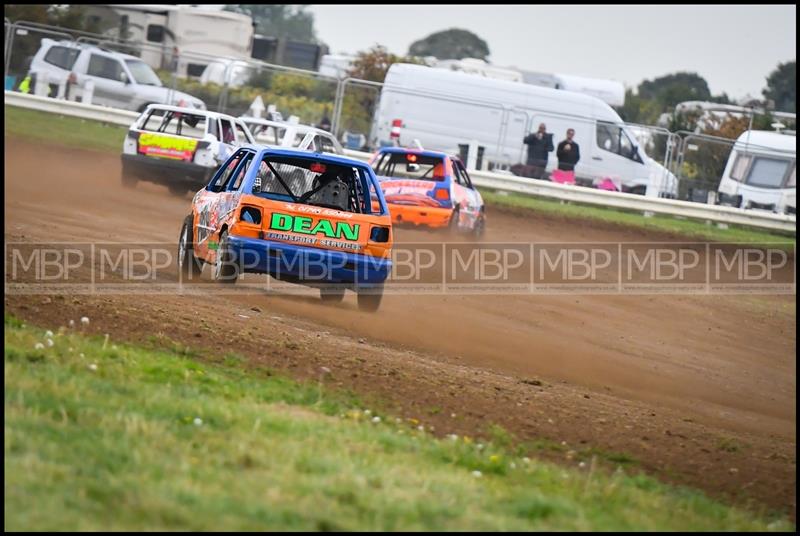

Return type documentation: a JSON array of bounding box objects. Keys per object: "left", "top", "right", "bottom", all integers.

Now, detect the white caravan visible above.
[
  {"left": 717, "top": 130, "right": 796, "bottom": 215},
  {"left": 371, "top": 63, "right": 675, "bottom": 196},
  {"left": 84, "top": 5, "right": 254, "bottom": 78}
]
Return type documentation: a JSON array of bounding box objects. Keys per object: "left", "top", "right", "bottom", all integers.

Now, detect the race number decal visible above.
[{"left": 138, "top": 133, "right": 198, "bottom": 161}]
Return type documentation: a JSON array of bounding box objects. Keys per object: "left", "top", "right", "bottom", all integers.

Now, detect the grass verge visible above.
[
  {"left": 4, "top": 315, "right": 793, "bottom": 531},
  {"left": 4, "top": 104, "right": 127, "bottom": 153},
  {"left": 480, "top": 190, "right": 795, "bottom": 245}
]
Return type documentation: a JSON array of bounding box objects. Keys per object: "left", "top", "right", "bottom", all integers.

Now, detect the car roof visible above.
[
  {"left": 240, "top": 117, "right": 331, "bottom": 136},
  {"left": 243, "top": 145, "right": 372, "bottom": 168},
  {"left": 144, "top": 104, "right": 241, "bottom": 121},
  {"left": 377, "top": 146, "right": 454, "bottom": 160},
  {"left": 47, "top": 38, "right": 140, "bottom": 61}
]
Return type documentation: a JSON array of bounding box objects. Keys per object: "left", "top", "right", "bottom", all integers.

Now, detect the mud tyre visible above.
[
  {"left": 178, "top": 215, "right": 203, "bottom": 278},
  {"left": 212, "top": 229, "right": 238, "bottom": 284}
]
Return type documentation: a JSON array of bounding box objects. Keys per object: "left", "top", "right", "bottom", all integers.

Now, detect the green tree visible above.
[
  {"left": 762, "top": 60, "right": 795, "bottom": 113},
  {"left": 346, "top": 44, "right": 423, "bottom": 83},
  {"left": 637, "top": 72, "right": 712, "bottom": 109},
  {"left": 4, "top": 5, "right": 104, "bottom": 78},
  {"left": 4, "top": 4, "right": 102, "bottom": 33},
  {"left": 617, "top": 87, "right": 662, "bottom": 125},
  {"left": 225, "top": 5, "right": 317, "bottom": 43},
  {"left": 408, "top": 28, "right": 490, "bottom": 61}
]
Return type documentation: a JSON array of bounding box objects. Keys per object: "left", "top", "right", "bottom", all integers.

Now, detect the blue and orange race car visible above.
[
  {"left": 178, "top": 146, "right": 393, "bottom": 311},
  {"left": 368, "top": 147, "right": 485, "bottom": 236}
]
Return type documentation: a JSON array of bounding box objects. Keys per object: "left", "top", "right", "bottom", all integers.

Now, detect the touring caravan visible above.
[
  {"left": 371, "top": 63, "right": 676, "bottom": 196},
  {"left": 717, "top": 130, "right": 796, "bottom": 214}
]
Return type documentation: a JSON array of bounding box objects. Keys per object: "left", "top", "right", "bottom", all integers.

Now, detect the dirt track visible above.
[{"left": 4, "top": 139, "right": 797, "bottom": 517}]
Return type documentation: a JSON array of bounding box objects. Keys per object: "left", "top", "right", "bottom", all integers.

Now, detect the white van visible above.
[
  {"left": 371, "top": 63, "right": 676, "bottom": 196},
  {"left": 717, "top": 130, "right": 796, "bottom": 215}
]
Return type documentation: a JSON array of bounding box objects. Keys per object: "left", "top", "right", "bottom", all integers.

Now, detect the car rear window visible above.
[
  {"left": 253, "top": 156, "right": 371, "bottom": 214},
  {"left": 140, "top": 108, "right": 209, "bottom": 139},
  {"left": 249, "top": 123, "right": 286, "bottom": 146},
  {"left": 44, "top": 46, "right": 80, "bottom": 70},
  {"left": 373, "top": 152, "right": 448, "bottom": 181}
]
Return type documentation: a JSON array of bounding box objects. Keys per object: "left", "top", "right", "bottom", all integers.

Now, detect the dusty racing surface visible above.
[{"left": 4, "top": 139, "right": 796, "bottom": 517}]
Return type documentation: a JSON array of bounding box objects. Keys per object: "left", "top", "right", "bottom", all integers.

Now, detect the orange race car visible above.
[
  {"left": 368, "top": 147, "right": 485, "bottom": 236},
  {"left": 178, "top": 146, "right": 393, "bottom": 311}
]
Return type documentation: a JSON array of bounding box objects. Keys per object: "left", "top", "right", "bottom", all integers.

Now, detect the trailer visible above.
[{"left": 717, "top": 130, "right": 796, "bottom": 214}]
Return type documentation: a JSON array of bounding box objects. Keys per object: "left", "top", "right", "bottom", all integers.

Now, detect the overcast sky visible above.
[{"left": 308, "top": 4, "right": 796, "bottom": 100}]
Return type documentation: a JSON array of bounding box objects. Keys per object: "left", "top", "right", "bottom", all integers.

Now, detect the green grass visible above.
[
  {"left": 4, "top": 104, "right": 795, "bottom": 243},
  {"left": 4, "top": 315, "right": 793, "bottom": 531},
  {"left": 481, "top": 189, "right": 795, "bottom": 245},
  {"left": 4, "top": 105, "right": 127, "bottom": 153}
]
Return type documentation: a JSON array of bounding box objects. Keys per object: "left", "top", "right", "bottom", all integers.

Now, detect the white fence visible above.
[{"left": 5, "top": 90, "right": 796, "bottom": 235}]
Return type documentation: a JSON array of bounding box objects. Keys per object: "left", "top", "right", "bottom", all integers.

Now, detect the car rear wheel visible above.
[
  {"left": 448, "top": 208, "right": 461, "bottom": 235},
  {"left": 212, "top": 229, "right": 238, "bottom": 284},
  {"left": 473, "top": 212, "right": 486, "bottom": 238},
  {"left": 178, "top": 215, "right": 203, "bottom": 278},
  {"left": 320, "top": 286, "right": 346, "bottom": 303},
  {"left": 168, "top": 184, "right": 189, "bottom": 197},
  {"left": 121, "top": 170, "right": 138, "bottom": 189},
  {"left": 356, "top": 284, "right": 384, "bottom": 312}
]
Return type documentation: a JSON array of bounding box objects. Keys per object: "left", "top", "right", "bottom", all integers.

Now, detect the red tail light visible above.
[{"left": 434, "top": 188, "right": 450, "bottom": 201}]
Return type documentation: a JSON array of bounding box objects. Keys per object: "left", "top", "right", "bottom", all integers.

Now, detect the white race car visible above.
[{"left": 121, "top": 104, "right": 255, "bottom": 196}]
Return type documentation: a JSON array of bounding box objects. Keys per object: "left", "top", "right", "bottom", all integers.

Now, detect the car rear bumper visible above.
[
  {"left": 121, "top": 153, "right": 214, "bottom": 189},
  {"left": 228, "top": 235, "right": 392, "bottom": 286},
  {"left": 387, "top": 203, "right": 453, "bottom": 228}
]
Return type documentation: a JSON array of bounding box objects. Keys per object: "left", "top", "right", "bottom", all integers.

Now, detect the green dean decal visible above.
[{"left": 270, "top": 213, "right": 360, "bottom": 241}]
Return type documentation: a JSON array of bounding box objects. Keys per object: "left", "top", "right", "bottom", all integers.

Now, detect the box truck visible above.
[
  {"left": 370, "top": 63, "right": 676, "bottom": 196},
  {"left": 716, "top": 130, "right": 796, "bottom": 214}
]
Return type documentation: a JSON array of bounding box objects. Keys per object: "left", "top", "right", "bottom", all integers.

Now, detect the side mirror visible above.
[
  {"left": 603, "top": 139, "right": 611, "bottom": 150},
  {"left": 406, "top": 163, "right": 420, "bottom": 173},
  {"left": 119, "top": 71, "right": 129, "bottom": 84}
]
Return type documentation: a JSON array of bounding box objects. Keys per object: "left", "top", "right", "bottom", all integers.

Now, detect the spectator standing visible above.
[
  {"left": 319, "top": 115, "right": 332, "bottom": 132},
  {"left": 522, "top": 123, "right": 554, "bottom": 179},
  {"left": 556, "top": 128, "right": 580, "bottom": 171}
]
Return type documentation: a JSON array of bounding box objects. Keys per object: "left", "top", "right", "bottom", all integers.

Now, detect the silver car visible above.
[{"left": 28, "top": 38, "right": 205, "bottom": 113}]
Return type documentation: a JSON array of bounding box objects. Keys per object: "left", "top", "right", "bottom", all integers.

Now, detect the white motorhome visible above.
[
  {"left": 318, "top": 54, "right": 356, "bottom": 79},
  {"left": 551, "top": 73, "right": 625, "bottom": 108},
  {"left": 717, "top": 130, "right": 796, "bottom": 215},
  {"left": 84, "top": 5, "right": 254, "bottom": 78},
  {"left": 371, "top": 63, "right": 675, "bottom": 196},
  {"left": 434, "top": 58, "right": 524, "bottom": 83}
]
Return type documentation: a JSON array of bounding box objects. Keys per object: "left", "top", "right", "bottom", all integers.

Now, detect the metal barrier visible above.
[
  {"left": 5, "top": 90, "right": 795, "bottom": 234},
  {"left": 331, "top": 77, "right": 383, "bottom": 140},
  {"left": 673, "top": 131, "right": 738, "bottom": 202}
]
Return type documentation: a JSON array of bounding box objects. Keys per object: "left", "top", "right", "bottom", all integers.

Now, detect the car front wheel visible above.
[
  {"left": 212, "top": 230, "right": 238, "bottom": 284},
  {"left": 178, "top": 215, "right": 203, "bottom": 278}
]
